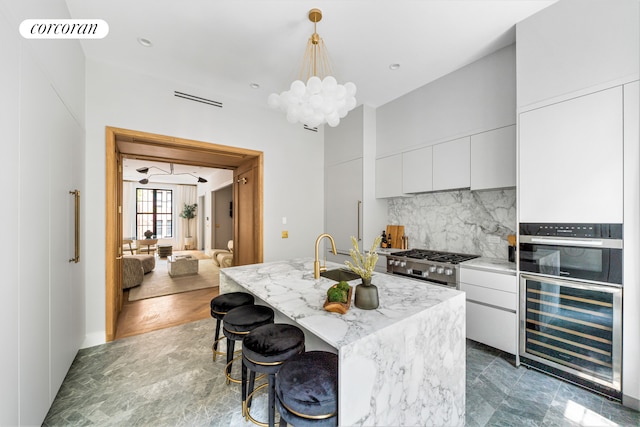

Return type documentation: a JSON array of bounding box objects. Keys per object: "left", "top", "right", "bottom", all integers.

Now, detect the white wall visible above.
[
  {"left": 1, "top": 0, "right": 86, "bottom": 424},
  {"left": 83, "top": 59, "right": 325, "bottom": 347}
]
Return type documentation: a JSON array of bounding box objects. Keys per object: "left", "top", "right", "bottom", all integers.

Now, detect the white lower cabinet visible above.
[
  {"left": 466, "top": 301, "right": 517, "bottom": 354},
  {"left": 460, "top": 266, "right": 518, "bottom": 354}
]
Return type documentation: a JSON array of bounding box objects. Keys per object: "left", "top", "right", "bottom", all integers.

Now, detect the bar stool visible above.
[
  {"left": 242, "top": 323, "right": 306, "bottom": 427},
  {"left": 275, "top": 351, "right": 338, "bottom": 427},
  {"left": 210, "top": 292, "right": 255, "bottom": 361},
  {"left": 223, "top": 304, "right": 275, "bottom": 384}
]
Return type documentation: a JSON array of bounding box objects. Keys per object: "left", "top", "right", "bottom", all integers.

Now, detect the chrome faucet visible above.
[{"left": 314, "top": 233, "right": 337, "bottom": 279}]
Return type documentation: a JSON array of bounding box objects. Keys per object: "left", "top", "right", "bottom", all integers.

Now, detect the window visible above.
[{"left": 136, "top": 188, "right": 173, "bottom": 238}]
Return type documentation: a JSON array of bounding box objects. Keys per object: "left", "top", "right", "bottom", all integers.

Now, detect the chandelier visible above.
[
  {"left": 268, "top": 8, "right": 357, "bottom": 128},
  {"left": 136, "top": 163, "right": 207, "bottom": 184}
]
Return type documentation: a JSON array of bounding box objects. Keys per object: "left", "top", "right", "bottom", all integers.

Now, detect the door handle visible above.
[{"left": 357, "top": 200, "right": 362, "bottom": 241}]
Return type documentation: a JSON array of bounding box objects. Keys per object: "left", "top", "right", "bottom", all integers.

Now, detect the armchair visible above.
[{"left": 212, "top": 240, "right": 233, "bottom": 268}]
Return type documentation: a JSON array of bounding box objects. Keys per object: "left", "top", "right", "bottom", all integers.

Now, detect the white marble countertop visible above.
[
  {"left": 460, "top": 257, "right": 516, "bottom": 274},
  {"left": 220, "top": 257, "right": 463, "bottom": 350}
]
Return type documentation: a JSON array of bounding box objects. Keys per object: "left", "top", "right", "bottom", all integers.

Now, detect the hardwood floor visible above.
[{"left": 115, "top": 250, "right": 220, "bottom": 340}]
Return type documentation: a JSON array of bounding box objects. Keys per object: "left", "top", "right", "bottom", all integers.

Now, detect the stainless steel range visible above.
[{"left": 386, "top": 249, "right": 480, "bottom": 288}]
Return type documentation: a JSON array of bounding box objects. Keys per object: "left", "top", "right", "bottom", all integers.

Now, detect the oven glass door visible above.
[
  {"left": 520, "top": 274, "right": 622, "bottom": 390},
  {"left": 519, "top": 239, "right": 622, "bottom": 285}
]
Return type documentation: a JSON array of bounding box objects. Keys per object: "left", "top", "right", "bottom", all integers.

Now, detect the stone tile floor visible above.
[{"left": 44, "top": 319, "right": 639, "bottom": 426}]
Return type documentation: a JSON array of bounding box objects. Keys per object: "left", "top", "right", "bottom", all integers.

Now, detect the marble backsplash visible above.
[{"left": 387, "top": 188, "right": 516, "bottom": 259}]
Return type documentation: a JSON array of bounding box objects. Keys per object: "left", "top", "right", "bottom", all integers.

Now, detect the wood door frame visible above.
[{"left": 105, "top": 126, "right": 263, "bottom": 342}]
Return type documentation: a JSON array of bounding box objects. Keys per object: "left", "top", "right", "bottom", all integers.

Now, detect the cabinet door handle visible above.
[
  {"left": 69, "top": 190, "right": 80, "bottom": 263},
  {"left": 357, "top": 200, "right": 362, "bottom": 241}
]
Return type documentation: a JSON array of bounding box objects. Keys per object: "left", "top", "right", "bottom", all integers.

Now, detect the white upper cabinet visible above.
[
  {"left": 377, "top": 44, "right": 516, "bottom": 157},
  {"left": 402, "top": 146, "right": 433, "bottom": 194},
  {"left": 375, "top": 154, "right": 404, "bottom": 198},
  {"left": 519, "top": 87, "right": 623, "bottom": 223},
  {"left": 470, "top": 125, "right": 516, "bottom": 190},
  {"left": 516, "top": 0, "right": 639, "bottom": 109},
  {"left": 433, "top": 137, "right": 470, "bottom": 191}
]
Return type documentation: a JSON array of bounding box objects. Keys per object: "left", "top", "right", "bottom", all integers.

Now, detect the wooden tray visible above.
[{"left": 323, "top": 284, "right": 353, "bottom": 315}]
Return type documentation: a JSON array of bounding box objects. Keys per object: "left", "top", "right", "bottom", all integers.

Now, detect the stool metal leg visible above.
[
  {"left": 226, "top": 339, "right": 235, "bottom": 385},
  {"left": 212, "top": 318, "right": 225, "bottom": 361},
  {"left": 242, "top": 360, "right": 248, "bottom": 417},
  {"left": 268, "top": 374, "right": 276, "bottom": 427}
]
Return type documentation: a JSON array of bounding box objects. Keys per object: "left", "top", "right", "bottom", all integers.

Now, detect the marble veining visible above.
[
  {"left": 388, "top": 188, "right": 516, "bottom": 259},
  {"left": 220, "top": 258, "right": 466, "bottom": 426}
]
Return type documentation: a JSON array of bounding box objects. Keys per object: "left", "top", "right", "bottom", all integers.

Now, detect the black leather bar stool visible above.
[
  {"left": 242, "top": 323, "right": 306, "bottom": 427},
  {"left": 223, "top": 304, "right": 275, "bottom": 384},
  {"left": 275, "top": 351, "right": 338, "bottom": 427},
  {"left": 210, "top": 292, "right": 255, "bottom": 361}
]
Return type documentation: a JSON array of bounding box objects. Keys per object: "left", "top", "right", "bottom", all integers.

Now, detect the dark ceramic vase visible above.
[{"left": 354, "top": 277, "right": 379, "bottom": 310}]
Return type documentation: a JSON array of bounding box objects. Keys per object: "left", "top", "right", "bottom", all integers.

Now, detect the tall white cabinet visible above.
[
  {"left": 1, "top": 3, "right": 86, "bottom": 425},
  {"left": 325, "top": 105, "right": 386, "bottom": 262}
]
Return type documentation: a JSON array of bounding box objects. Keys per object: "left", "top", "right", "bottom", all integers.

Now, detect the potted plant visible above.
[
  {"left": 345, "top": 235, "right": 382, "bottom": 309},
  {"left": 180, "top": 203, "right": 197, "bottom": 249}
]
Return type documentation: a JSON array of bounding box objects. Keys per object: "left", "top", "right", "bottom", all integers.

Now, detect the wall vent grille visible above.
[
  {"left": 303, "top": 125, "right": 318, "bottom": 132},
  {"left": 174, "top": 91, "right": 223, "bottom": 108}
]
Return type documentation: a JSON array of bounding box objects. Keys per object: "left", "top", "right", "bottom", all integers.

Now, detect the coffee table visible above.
[{"left": 167, "top": 255, "right": 199, "bottom": 277}]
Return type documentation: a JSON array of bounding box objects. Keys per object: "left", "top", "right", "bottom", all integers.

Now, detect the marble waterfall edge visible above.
[{"left": 340, "top": 294, "right": 465, "bottom": 426}]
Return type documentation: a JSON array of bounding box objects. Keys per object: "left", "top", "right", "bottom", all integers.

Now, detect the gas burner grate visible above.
[{"left": 391, "top": 249, "right": 480, "bottom": 264}]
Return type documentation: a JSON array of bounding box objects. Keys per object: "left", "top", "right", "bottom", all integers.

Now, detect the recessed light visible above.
[
  {"left": 137, "top": 37, "right": 152, "bottom": 47},
  {"left": 389, "top": 63, "right": 400, "bottom": 70},
  {"left": 249, "top": 83, "right": 260, "bottom": 89}
]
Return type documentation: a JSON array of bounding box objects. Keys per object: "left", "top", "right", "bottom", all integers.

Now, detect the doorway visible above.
[
  {"left": 105, "top": 126, "right": 264, "bottom": 342},
  {"left": 213, "top": 185, "right": 233, "bottom": 250}
]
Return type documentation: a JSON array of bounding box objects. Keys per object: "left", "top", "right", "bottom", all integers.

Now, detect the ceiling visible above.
[{"left": 65, "top": 0, "right": 556, "bottom": 111}]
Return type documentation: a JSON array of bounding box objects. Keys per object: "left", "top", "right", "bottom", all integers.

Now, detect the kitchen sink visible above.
[{"left": 320, "top": 268, "right": 361, "bottom": 282}]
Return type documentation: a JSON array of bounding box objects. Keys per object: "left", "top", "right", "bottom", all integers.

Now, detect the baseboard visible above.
[
  {"left": 623, "top": 393, "right": 640, "bottom": 411},
  {"left": 81, "top": 331, "right": 106, "bottom": 349}
]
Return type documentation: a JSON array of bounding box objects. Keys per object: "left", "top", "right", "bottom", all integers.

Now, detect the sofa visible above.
[
  {"left": 123, "top": 255, "right": 156, "bottom": 289},
  {"left": 212, "top": 240, "right": 233, "bottom": 268}
]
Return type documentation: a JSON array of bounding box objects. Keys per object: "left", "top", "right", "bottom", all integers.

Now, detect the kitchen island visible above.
[{"left": 220, "top": 258, "right": 465, "bottom": 426}]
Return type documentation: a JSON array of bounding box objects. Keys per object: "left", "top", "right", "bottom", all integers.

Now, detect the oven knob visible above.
[
  {"left": 399, "top": 261, "right": 407, "bottom": 267},
  {"left": 406, "top": 268, "right": 413, "bottom": 275},
  {"left": 388, "top": 259, "right": 394, "bottom": 265},
  {"left": 421, "top": 271, "right": 429, "bottom": 278},
  {"left": 394, "top": 260, "right": 401, "bottom": 266},
  {"left": 436, "top": 267, "right": 444, "bottom": 274},
  {"left": 444, "top": 268, "right": 453, "bottom": 276},
  {"left": 429, "top": 265, "right": 437, "bottom": 273}
]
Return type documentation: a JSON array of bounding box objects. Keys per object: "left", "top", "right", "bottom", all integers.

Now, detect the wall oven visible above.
[
  {"left": 519, "top": 223, "right": 623, "bottom": 285},
  {"left": 518, "top": 223, "right": 623, "bottom": 400}
]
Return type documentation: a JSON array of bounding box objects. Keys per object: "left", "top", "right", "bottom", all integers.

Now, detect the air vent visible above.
[
  {"left": 174, "top": 91, "right": 222, "bottom": 108},
  {"left": 303, "top": 125, "right": 318, "bottom": 132}
]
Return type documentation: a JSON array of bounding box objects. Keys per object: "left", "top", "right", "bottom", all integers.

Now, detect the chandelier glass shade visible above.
[{"left": 268, "top": 9, "right": 357, "bottom": 128}]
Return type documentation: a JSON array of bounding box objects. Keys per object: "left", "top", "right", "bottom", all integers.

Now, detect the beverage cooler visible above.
[{"left": 519, "top": 274, "right": 622, "bottom": 400}]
